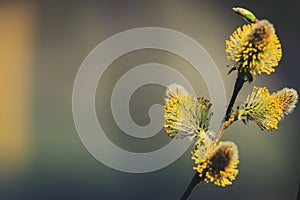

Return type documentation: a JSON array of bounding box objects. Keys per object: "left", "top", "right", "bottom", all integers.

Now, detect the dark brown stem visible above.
[
  {"left": 224, "top": 74, "right": 245, "bottom": 121},
  {"left": 180, "top": 172, "right": 202, "bottom": 200},
  {"left": 180, "top": 73, "right": 246, "bottom": 199}
]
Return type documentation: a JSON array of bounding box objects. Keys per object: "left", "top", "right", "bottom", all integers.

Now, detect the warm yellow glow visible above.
[{"left": 0, "top": 2, "right": 35, "bottom": 182}]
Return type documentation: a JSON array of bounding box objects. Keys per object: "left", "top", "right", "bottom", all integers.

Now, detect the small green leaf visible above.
[{"left": 232, "top": 7, "right": 257, "bottom": 23}]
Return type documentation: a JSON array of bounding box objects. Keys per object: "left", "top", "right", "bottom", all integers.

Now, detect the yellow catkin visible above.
[
  {"left": 226, "top": 20, "right": 282, "bottom": 80},
  {"left": 239, "top": 87, "right": 298, "bottom": 130},
  {"left": 192, "top": 141, "right": 239, "bottom": 187},
  {"left": 163, "top": 84, "right": 213, "bottom": 139}
]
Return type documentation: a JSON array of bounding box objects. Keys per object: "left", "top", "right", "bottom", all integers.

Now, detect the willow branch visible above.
[
  {"left": 215, "top": 72, "right": 245, "bottom": 143},
  {"left": 180, "top": 172, "right": 202, "bottom": 200},
  {"left": 180, "top": 72, "right": 245, "bottom": 199},
  {"left": 225, "top": 73, "right": 245, "bottom": 121}
]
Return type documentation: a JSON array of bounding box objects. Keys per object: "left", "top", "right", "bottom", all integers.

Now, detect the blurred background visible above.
[{"left": 0, "top": 0, "right": 299, "bottom": 199}]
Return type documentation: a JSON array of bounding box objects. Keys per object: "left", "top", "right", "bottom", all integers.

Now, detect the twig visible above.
[
  {"left": 180, "top": 172, "right": 202, "bottom": 200},
  {"left": 224, "top": 73, "right": 245, "bottom": 121},
  {"left": 179, "top": 73, "right": 245, "bottom": 199},
  {"left": 214, "top": 120, "right": 227, "bottom": 143}
]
